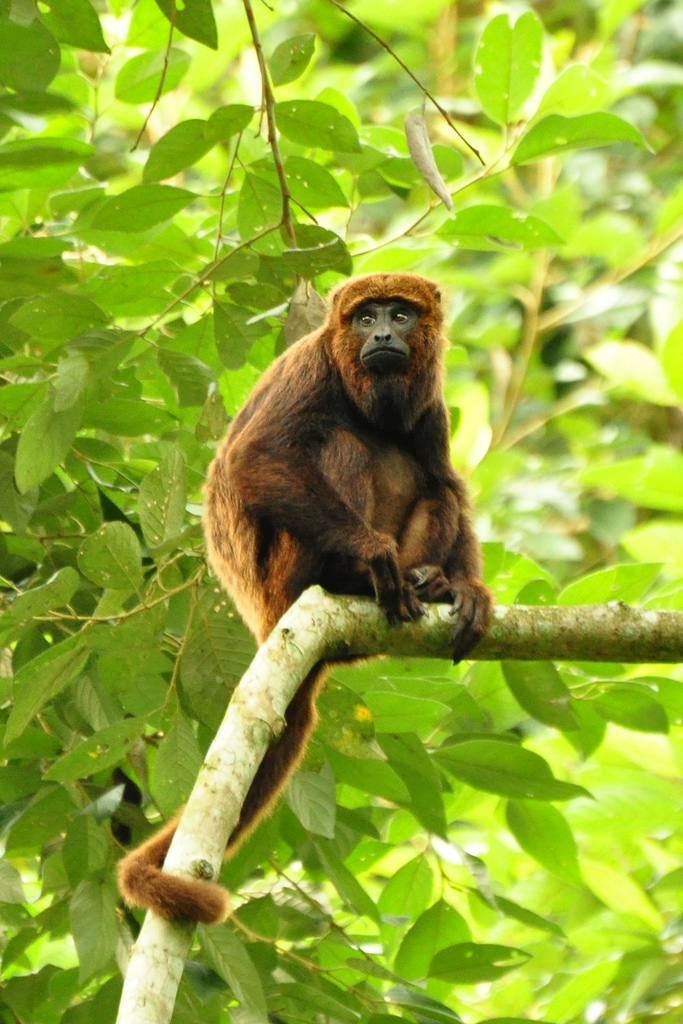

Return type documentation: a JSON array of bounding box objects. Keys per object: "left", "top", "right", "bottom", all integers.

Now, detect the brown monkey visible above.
[{"left": 118, "top": 272, "right": 492, "bottom": 924}]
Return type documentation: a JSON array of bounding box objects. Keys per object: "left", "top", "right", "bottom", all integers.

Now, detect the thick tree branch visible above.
[{"left": 116, "top": 590, "right": 683, "bottom": 1024}]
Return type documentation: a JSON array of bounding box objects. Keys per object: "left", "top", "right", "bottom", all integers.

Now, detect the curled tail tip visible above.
[{"left": 117, "top": 854, "right": 230, "bottom": 925}]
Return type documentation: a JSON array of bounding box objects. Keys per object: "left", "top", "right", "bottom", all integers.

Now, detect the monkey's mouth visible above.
[{"left": 360, "top": 342, "right": 410, "bottom": 375}]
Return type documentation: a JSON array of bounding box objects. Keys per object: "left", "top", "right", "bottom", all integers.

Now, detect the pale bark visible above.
[{"left": 116, "top": 591, "right": 683, "bottom": 1024}]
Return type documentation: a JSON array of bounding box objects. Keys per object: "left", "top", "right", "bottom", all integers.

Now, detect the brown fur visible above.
[{"left": 117, "top": 273, "right": 492, "bottom": 923}]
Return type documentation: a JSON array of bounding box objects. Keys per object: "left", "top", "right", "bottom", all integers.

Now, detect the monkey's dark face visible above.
[{"left": 352, "top": 299, "right": 419, "bottom": 376}]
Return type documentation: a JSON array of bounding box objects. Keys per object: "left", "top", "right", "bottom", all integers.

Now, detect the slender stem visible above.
[
  {"left": 213, "top": 133, "right": 242, "bottom": 262},
  {"left": 241, "top": 0, "right": 297, "bottom": 246},
  {"left": 325, "top": 0, "right": 483, "bottom": 165},
  {"left": 491, "top": 249, "right": 549, "bottom": 447},
  {"left": 538, "top": 216, "right": 683, "bottom": 333},
  {"left": 131, "top": 0, "right": 176, "bottom": 152}
]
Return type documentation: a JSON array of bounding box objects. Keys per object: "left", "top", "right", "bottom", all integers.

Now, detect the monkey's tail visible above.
[
  {"left": 117, "top": 665, "right": 327, "bottom": 925},
  {"left": 117, "top": 814, "right": 230, "bottom": 925}
]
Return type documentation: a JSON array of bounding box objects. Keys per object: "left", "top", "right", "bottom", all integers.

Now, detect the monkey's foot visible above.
[
  {"left": 449, "top": 579, "right": 493, "bottom": 663},
  {"left": 368, "top": 538, "right": 426, "bottom": 623},
  {"left": 406, "top": 564, "right": 455, "bottom": 603}
]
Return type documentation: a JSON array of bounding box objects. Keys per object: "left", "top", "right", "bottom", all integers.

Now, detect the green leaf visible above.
[
  {"left": 275, "top": 100, "right": 361, "bottom": 153},
  {"left": 502, "top": 661, "right": 577, "bottom": 730},
  {"left": 44, "top": 716, "right": 148, "bottom": 781},
  {"left": 315, "top": 839, "right": 380, "bottom": 922},
  {"left": 0, "top": 19, "right": 60, "bottom": 92},
  {"left": 7, "top": 639, "right": 90, "bottom": 744},
  {"left": 138, "top": 446, "right": 187, "bottom": 550},
  {"left": 195, "top": 386, "right": 230, "bottom": 442},
  {"left": 213, "top": 301, "right": 269, "bottom": 370},
  {"left": 580, "top": 445, "right": 683, "bottom": 512},
  {"left": 0, "top": 567, "right": 79, "bottom": 631},
  {"left": 435, "top": 739, "right": 590, "bottom": 801},
  {"left": 586, "top": 339, "right": 677, "bottom": 405},
  {"left": 438, "top": 205, "right": 561, "bottom": 251},
  {"left": 201, "top": 926, "right": 268, "bottom": 1023},
  {"left": 0, "top": 138, "right": 94, "bottom": 191},
  {"left": 154, "top": 0, "right": 217, "bottom": 48},
  {"left": 536, "top": 64, "right": 610, "bottom": 118},
  {"left": 377, "top": 732, "right": 446, "bottom": 836},
  {"left": 114, "top": 48, "right": 192, "bottom": 104},
  {"left": 581, "top": 859, "right": 663, "bottom": 929},
  {"left": 158, "top": 347, "right": 215, "bottom": 406},
  {"left": 205, "top": 104, "right": 254, "bottom": 143},
  {"left": 545, "top": 961, "right": 619, "bottom": 1022},
  {"left": 78, "top": 522, "right": 143, "bottom": 590},
  {"left": 377, "top": 855, "right": 433, "bottom": 920},
  {"left": 395, "top": 899, "right": 471, "bottom": 980},
  {"left": 557, "top": 563, "right": 661, "bottom": 604},
  {"left": 89, "top": 184, "right": 196, "bottom": 231},
  {"left": 506, "top": 800, "right": 581, "bottom": 884},
  {"left": 622, "top": 521, "right": 683, "bottom": 578},
  {"left": 153, "top": 710, "right": 203, "bottom": 815},
  {"left": 277, "top": 982, "right": 359, "bottom": 1022},
  {"left": 143, "top": 120, "right": 214, "bottom": 182},
  {"left": 282, "top": 233, "right": 352, "bottom": 278},
  {"left": 269, "top": 34, "right": 315, "bottom": 86},
  {"left": 237, "top": 173, "right": 283, "bottom": 238},
  {"left": 474, "top": 12, "right": 543, "bottom": 125},
  {"left": 11, "top": 293, "right": 107, "bottom": 343},
  {"left": 363, "top": 691, "right": 449, "bottom": 734},
  {"left": 388, "top": 986, "right": 462, "bottom": 1024},
  {"left": 286, "top": 764, "right": 336, "bottom": 837},
  {"left": 662, "top": 319, "right": 683, "bottom": 400},
  {"left": 325, "top": 748, "right": 410, "bottom": 803},
  {"left": 63, "top": 816, "right": 110, "bottom": 887},
  {"left": 286, "top": 155, "right": 348, "bottom": 210},
  {"left": 82, "top": 397, "right": 176, "bottom": 436},
  {"left": 42, "top": 0, "right": 110, "bottom": 52},
  {"left": 180, "top": 588, "right": 256, "bottom": 728},
  {"left": 0, "top": 859, "right": 26, "bottom": 903},
  {"left": 15, "top": 388, "right": 82, "bottom": 493},
  {"left": 429, "top": 943, "right": 530, "bottom": 984},
  {"left": 512, "top": 112, "right": 647, "bottom": 165},
  {"left": 70, "top": 877, "right": 119, "bottom": 981},
  {"left": 493, "top": 895, "right": 564, "bottom": 935},
  {"left": 592, "top": 685, "right": 669, "bottom": 734}
]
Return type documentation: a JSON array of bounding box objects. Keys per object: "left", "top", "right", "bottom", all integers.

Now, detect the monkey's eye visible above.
[
  {"left": 359, "top": 314, "right": 375, "bottom": 325},
  {"left": 394, "top": 311, "right": 409, "bottom": 323}
]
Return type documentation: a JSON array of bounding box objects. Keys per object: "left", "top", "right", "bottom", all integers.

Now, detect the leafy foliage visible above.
[{"left": 1, "top": 1, "right": 683, "bottom": 1023}]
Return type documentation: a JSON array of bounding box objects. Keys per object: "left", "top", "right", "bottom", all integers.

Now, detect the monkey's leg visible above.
[
  {"left": 398, "top": 495, "right": 492, "bottom": 660},
  {"left": 227, "top": 664, "right": 326, "bottom": 850}
]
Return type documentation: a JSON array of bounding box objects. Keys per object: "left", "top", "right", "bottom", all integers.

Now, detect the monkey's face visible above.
[{"left": 351, "top": 299, "right": 419, "bottom": 376}]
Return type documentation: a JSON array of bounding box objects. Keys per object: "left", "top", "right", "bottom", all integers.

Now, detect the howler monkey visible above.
[{"left": 118, "top": 272, "right": 492, "bottom": 924}]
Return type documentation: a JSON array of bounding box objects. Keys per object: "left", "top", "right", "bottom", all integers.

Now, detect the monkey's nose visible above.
[{"left": 374, "top": 332, "right": 392, "bottom": 343}]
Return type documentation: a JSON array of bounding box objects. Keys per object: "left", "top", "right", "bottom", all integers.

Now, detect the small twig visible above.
[
  {"left": 498, "top": 383, "right": 606, "bottom": 451},
  {"left": 492, "top": 249, "right": 549, "bottom": 446},
  {"left": 242, "top": 0, "right": 297, "bottom": 246},
  {"left": 38, "top": 566, "right": 205, "bottom": 624},
  {"left": 131, "top": 0, "right": 176, "bottom": 152},
  {"left": 538, "top": 216, "right": 683, "bottom": 333},
  {"left": 213, "top": 133, "right": 243, "bottom": 262},
  {"left": 325, "top": 0, "right": 483, "bottom": 165}
]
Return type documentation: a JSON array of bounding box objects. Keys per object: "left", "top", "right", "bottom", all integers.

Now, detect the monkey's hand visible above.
[
  {"left": 448, "top": 578, "right": 493, "bottom": 663},
  {"left": 357, "top": 533, "right": 425, "bottom": 623}
]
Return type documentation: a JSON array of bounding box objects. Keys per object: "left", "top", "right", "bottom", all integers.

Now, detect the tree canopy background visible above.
[{"left": 1, "top": 0, "right": 683, "bottom": 1021}]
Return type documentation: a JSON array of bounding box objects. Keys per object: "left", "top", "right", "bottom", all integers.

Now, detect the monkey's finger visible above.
[{"left": 400, "top": 584, "right": 426, "bottom": 620}]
